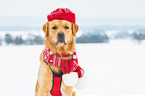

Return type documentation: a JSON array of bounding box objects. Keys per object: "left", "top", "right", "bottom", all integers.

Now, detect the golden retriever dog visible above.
[{"left": 35, "top": 8, "right": 86, "bottom": 96}]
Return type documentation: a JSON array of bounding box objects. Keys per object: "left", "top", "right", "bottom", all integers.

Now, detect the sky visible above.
[{"left": 1, "top": 0, "right": 145, "bottom": 18}]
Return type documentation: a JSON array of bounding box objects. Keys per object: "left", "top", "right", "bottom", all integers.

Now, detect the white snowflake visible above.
[
  {"left": 49, "top": 51, "right": 53, "bottom": 55},
  {"left": 44, "top": 56, "right": 47, "bottom": 59},
  {"left": 50, "top": 60, "right": 53, "bottom": 62}
]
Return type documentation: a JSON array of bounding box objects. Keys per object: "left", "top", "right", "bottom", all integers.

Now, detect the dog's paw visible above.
[
  {"left": 62, "top": 72, "right": 78, "bottom": 86},
  {"left": 75, "top": 75, "right": 88, "bottom": 90}
]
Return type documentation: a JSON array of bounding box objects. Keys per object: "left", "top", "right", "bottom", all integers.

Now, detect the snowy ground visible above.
[{"left": 0, "top": 40, "right": 145, "bottom": 96}]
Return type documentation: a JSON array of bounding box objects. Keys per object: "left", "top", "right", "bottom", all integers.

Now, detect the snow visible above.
[
  {"left": 105, "top": 30, "right": 120, "bottom": 39},
  {"left": 0, "top": 40, "right": 145, "bottom": 96}
]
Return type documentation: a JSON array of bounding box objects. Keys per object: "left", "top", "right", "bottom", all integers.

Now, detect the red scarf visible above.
[{"left": 43, "top": 48, "right": 84, "bottom": 78}]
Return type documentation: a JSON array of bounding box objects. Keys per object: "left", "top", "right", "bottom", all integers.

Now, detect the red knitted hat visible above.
[{"left": 47, "top": 8, "right": 76, "bottom": 23}]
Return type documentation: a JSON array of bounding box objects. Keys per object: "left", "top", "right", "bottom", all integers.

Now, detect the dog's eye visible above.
[
  {"left": 64, "top": 26, "right": 69, "bottom": 29},
  {"left": 52, "top": 26, "right": 57, "bottom": 30}
]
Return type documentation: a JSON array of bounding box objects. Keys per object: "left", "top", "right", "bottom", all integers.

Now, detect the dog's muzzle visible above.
[{"left": 56, "top": 32, "right": 66, "bottom": 44}]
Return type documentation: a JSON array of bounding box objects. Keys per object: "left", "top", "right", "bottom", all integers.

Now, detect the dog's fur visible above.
[{"left": 35, "top": 19, "right": 79, "bottom": 96}]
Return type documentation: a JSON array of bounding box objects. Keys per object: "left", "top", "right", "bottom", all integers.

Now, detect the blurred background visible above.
[
  {"left": 1, "top": 0, "right": 145, "bottom": 45},
  {"left": 0, "top": 0, "right": 145, "bottom": 96}
]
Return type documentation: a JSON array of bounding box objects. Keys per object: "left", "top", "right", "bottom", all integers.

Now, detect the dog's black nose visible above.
[
  {"left": 57, "top": 32, "right": 65, "bottom": 43},
  {"left": 57, "top": 32, "right": 65, "bottom": 38}
]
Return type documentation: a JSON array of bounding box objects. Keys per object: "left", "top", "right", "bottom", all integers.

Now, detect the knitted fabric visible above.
[
  {"left": 43, "top": 48, "right": 84, "bottom": 77},
  {"left": 47, "top": 8, "right": 76, "bottom": 23}
]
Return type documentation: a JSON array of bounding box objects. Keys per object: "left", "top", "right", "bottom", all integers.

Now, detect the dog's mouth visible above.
[{"left": 55, "top": 39, "right": 67, "bottom": 45}]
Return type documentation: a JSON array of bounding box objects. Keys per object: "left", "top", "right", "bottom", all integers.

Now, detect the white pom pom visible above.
[
  {"left": 62, "top": 72, "right": 78, "bottom": 86},
  {"left": 75, "top": 76, "right": 88, "bottom": 90},
  {"left": 73, "top": 55, "right": 77, "bottom": 59}
]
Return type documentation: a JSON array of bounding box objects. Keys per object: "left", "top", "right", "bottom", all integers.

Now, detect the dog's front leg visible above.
[
  {"left": 35, "top": 62, "right": 53, "bottom": 96},
  {"left": 61, "top": 80, "right": 75, "bottom": 96}
]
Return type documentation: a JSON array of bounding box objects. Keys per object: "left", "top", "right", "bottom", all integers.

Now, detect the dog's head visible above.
[{"left": 43, "top": 19, "right": 79, "bottom": 53}]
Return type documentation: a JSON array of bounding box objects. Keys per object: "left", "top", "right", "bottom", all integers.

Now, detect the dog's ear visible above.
[
  {"left": 72, "top": 23, "right": 79, "bottom": 37},
  {"left": 42, "top": 22, "right": 49, "bottom": 37}
]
